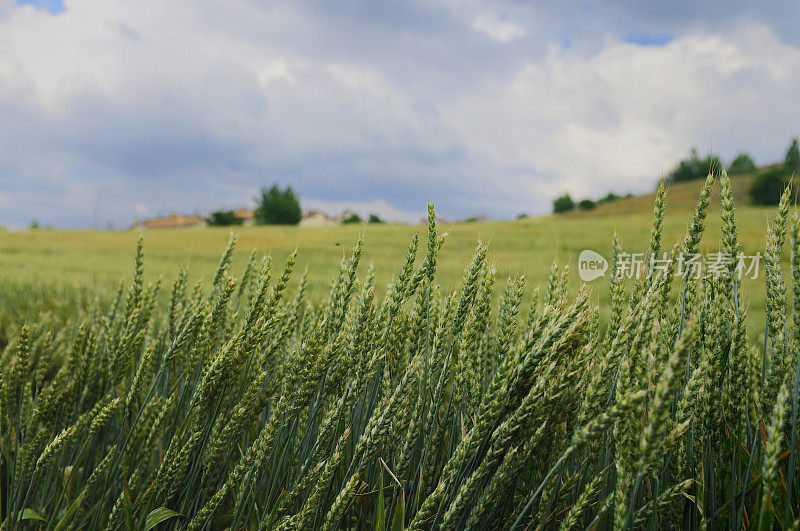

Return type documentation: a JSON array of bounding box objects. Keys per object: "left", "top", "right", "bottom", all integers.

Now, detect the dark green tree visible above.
[
  {"left": 577, "top": 199, "right": 596, "bottom": 211},
  {"left": 785, "top": 137, "right": 800, "bottom": 173},
  {"left": 727, "top": 153, "right": 757, "bottom": 175},
  {"left": 342, "top": 212, "right": 363, "bottom": 224},
  {"left": 207, "top": 210, "right": 244, "bottom": 226},
  {"left": 552, "top": 193, "right": 575, "bottom": 214},
  {"left": 750, "top": 167, "right": 795, "bottom": 205},
  {"left": 368, "top": 213, "right": 384, "bottom": 223},
  {"left": 255, "top": 184, "right": 302, "bottom": 225},
  {"left": 664, "top": 148, "right": 722, "bottom": 183},
  {"left": 598, "top": 192, "right": 620, "bottom": 204}
]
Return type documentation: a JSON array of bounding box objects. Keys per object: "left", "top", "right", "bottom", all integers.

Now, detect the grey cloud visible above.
[
  {"left": 1, "top": 0, "right": 800, "bottom": 229},
  {"left": 597, "top": 0, "right": 800, "bottom": 44}
]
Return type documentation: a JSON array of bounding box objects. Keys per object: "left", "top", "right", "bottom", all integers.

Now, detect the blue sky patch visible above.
[
  {"left": 623, "top": 31, "right": 674, "bottom": 46},
  {"left": 17, "top": 0, "right": 65, "bottom": 14}
]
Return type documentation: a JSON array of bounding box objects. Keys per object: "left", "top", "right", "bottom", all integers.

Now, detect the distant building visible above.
[
  {"left": 135, "top": 214, "right": 205, "bottom": 229},
  {"left": 299, "top": 210, "right": 337, "bottom": 228},
  {"left": 463, "top": 214, "right": 492, "bottom": 223},
  {"left": 234, "top": 209, "right": 256, "bottom": 225},
  {"left": 420, "top": 215, "right": 452, "bottom": 225},
  {"left": 335, "top": 209, "right": 365, "bottom": 224}
]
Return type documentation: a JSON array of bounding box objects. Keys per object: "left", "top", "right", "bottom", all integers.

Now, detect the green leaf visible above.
[
  {"left": 374, "top": 470, "right": 385, "bottom": 531},
  {"left": 53, "top": 489, "right": 85, "bottom": 531},
  {"left": 262, "top": 492, "right": 286, "bottom": 530},
  {"left": 21, "top": 508, "right": 48, "bottom": 523},
  {"left": 390, "top": 488, "right": 405, "bottom": 531},
  {"left": 143, "top": 507, "right": 182, "bottom": 531},
  {"left": 123, "top": 487, "right": 134, "bottom": 531}
]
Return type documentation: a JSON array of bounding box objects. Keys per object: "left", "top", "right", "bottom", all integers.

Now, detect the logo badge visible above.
[{"left": 578, "top": 250, "right": 608, "bottom": 281}]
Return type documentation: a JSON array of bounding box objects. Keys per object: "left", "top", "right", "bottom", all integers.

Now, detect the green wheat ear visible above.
[
  {"left": 720, "top": 171, "right": 741, "bottom": 285},
  {"left": 648, "top": 181, "right": 666, "bottom": 265}
]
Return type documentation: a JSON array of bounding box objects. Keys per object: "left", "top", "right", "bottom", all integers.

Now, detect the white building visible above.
[{"left": 299, "top": 210, "right": 337, "bottom": 227}]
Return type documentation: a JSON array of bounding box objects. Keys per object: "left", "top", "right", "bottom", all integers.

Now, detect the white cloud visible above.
[
  {"left": 444, "top": 24, "right": 800, "bottom": 200},
  {"left": 0, "top": 0, "right": 460, "bottom": 226},
  {"left": 472, "top": 12, "right": 526, "bottom": 42}
]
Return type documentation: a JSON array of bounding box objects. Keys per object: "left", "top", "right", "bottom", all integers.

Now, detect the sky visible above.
[{"left": 1, "top": 0, "right": 800, "bottom": 228}]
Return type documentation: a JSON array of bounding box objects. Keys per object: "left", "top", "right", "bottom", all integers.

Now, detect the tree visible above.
[
  {"left": 552, "top": 194, "right": 575, "bottom": 214},
  {"left": 727, "top": 153, "right": 757, "bottom": 175},
  {"left": 207, "top": 210, "right": 243, "bottom": 226},
  {"left": 342, "top": 212, "right": 362, "bottom": 224},
  {"left": 664, "top": 148, "right": 722, "bottom": 183},
  {"left": 598, "top": 192, "right": 620, "bottom": 204},
  {"left": 255, "top": 184, "right": 302, "bottom": 225},
  {"left": 750, "top": 167, "right": 795, "bottom": 205},
  {"left": 577, "top": 199, "right": 595, "bottom": 211},
  {"left": 785, "top": 137, "right": 800, "bottom": 173},
  {"left": 368, "top": 213, "right": 384, "bottom": 223}
]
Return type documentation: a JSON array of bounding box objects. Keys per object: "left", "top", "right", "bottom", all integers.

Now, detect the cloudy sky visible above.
[{"left": 1, "top": 0, "right": 800, "bottom": 227}]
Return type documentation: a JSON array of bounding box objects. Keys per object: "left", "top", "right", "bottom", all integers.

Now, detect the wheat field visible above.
[{"left": 1, "top": 174, "right": 799, "bottom": 529}]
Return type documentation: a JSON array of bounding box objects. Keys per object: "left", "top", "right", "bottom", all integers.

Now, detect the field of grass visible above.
[{"left": 0, "top": 172, "right": 780, "bottom": 339}]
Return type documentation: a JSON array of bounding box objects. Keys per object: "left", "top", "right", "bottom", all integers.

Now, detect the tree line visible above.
[
  {"left": 552, "top": 137, "right": 800, "bottom": 213},
  {"left": 207, "top": 184, "right": 384, "bottom": 226}
]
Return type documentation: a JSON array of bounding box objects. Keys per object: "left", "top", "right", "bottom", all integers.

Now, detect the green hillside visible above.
[{"left": 565, "top": 172, "right": 756, "bottom": 217}]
